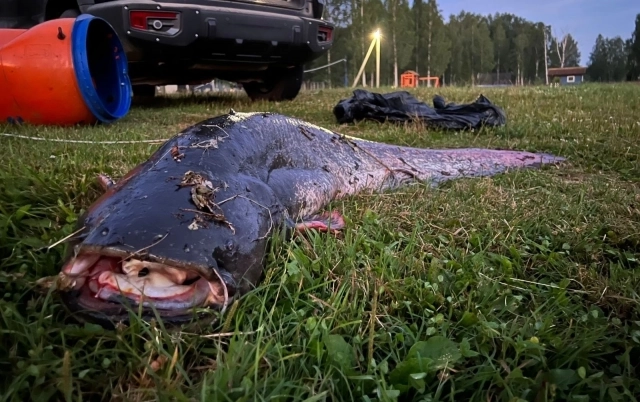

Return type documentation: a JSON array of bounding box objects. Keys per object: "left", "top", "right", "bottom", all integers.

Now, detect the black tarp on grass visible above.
[{"left": 333, "top": 89, "right": 507, "bottom": 130}]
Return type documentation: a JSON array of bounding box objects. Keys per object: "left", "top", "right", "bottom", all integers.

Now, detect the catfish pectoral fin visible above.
[
  {"left": 97, "top": 174, "right": 116, "bottom": 191},
  {"left": 294, "top": 210, "right": 345, "bottom": 236}
]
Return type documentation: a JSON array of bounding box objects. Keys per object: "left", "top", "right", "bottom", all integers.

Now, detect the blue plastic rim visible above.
[{"left": 71, "top": 14, "right": 132, "bottom": 124}]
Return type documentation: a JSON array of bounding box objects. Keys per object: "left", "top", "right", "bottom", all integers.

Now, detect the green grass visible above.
[{"left": 1, "top": 83, "right": 639, "bottom": 401}]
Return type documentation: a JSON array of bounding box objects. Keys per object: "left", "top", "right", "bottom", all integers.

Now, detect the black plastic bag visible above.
[{"left": 332, "top": 89, "right": 506, "bottom": 130}]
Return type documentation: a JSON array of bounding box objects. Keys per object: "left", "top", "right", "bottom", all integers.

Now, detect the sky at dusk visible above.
[{"left": 435, "top": 0, "right": 639, "bottom": 65}]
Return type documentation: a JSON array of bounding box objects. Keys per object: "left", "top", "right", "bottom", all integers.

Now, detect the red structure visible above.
[
  {"left": 418, "top": 76, "right": 440, "bottom": 87},
  {"left": 400, "top": 70, "right": 440, "bottom": 88},
  {"left": 400, "top": 70, "right": 419, "bottom": 88},
  {"left": 0, "top": 15, "right": 131, "bottom": 126}
]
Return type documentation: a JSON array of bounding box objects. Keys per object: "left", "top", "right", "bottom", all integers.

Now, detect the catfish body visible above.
[{"left": 58, "top": 111, "right": 564, "bottom": 325}]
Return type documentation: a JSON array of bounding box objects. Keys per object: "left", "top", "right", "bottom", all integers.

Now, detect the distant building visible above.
[{"left": 547, "top": 67, "right": 587, "bottom": 86}]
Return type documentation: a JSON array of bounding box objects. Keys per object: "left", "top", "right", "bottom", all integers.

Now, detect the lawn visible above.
[{"left": 1, "top": 83, "right": 639, "bottom": 401}]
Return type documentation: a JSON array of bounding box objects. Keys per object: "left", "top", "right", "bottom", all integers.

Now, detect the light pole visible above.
[
  {"left": 373, "top": 29, "right": 380, "bottom": 88},
  {"left": 352, "top": 29, "right": 382, "bottom": 88}
]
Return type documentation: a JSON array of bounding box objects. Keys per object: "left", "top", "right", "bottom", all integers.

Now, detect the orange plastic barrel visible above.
[{"left": 0, "top": 15, "right": 132, "bottom": 126}]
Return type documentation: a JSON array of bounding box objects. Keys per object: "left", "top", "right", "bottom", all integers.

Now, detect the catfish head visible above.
[{"left": 57, "top": 136, "right": 284, "bottom": 326}]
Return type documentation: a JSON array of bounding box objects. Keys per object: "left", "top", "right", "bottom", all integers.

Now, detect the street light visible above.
[
  {"left": 373, "top": 29, "right": 380, "bottom": 88},
  {"left": 352, "top": 29, "right": 382, "bottom": 88}
]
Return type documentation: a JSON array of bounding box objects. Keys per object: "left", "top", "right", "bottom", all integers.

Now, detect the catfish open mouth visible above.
[{"left": 59, "top": 248, "right": 228, "bottom": 319}]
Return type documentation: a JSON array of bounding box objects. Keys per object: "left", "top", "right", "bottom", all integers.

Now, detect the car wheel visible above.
[
  {"left": 242, "top": 65, "right": 304, "bottom": 102},
  {"left": 60, "top": 9, "right": 80, "bottom": 18},
  {"left": 132, "top": 84, "right": 156, "bottom": 98}
]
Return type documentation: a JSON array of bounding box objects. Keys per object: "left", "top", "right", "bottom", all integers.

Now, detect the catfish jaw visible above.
[{"left": 57, "top": 245, "right": 231, "bottom": 327}]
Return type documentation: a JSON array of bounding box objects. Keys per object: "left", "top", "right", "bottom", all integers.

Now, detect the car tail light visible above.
[
  {"left": 129, "top": 11, "right": 181, "bottom": 35},
  {"left": 317, "top": 26, "right": 333, "bottom": 43}
]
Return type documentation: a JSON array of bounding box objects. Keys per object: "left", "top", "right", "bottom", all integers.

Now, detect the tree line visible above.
[
  {"left": 587, "top": 14, "right": 640, "bottom": 82},
  {"left": 305, "top": 0, "right": 640, "bottom": 87}
]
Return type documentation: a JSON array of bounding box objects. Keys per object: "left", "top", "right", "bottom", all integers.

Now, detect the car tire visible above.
[
  {"left": 242, "top": 65, "right": 304, "bottom": 102},
  {"left": 59, "top": 9, "right": 80, "bottom": 18},
  {"left": 132, "top": 84, "right": 156, "bottom": 98}
]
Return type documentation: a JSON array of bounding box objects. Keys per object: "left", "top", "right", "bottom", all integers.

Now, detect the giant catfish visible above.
[{"left": 56, "top": 111, "right": 565, "bottom": 326}]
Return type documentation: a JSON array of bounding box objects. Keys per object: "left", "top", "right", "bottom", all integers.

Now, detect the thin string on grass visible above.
[
  {"left": 1, "top": 133, "right": 168, "bottom": 144},
  {"left": 179, "top": 329, "right": 258, "bottom": 339},
  {"left": 478, "top": 272, "right": 529, "bottom": 293},
  {"left": 39, "top": 225, "right": 86, "bottom": 251}
]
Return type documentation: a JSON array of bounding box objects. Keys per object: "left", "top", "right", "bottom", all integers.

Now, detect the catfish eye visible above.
[
  {"left": 225, "top": 240, "right": 234, "bottom": 251},
  {"left": 138, "top": 267, "right": 150, "bottom": 277}
]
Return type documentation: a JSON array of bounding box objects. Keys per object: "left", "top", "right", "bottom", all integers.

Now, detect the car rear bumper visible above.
[{"left": 82, "top": 0, "right": 334, "bottom": 66}]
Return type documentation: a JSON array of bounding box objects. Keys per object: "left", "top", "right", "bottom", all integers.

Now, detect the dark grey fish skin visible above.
[{"left": 58, "top": 111, "right": 565, "bottom": 324}]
